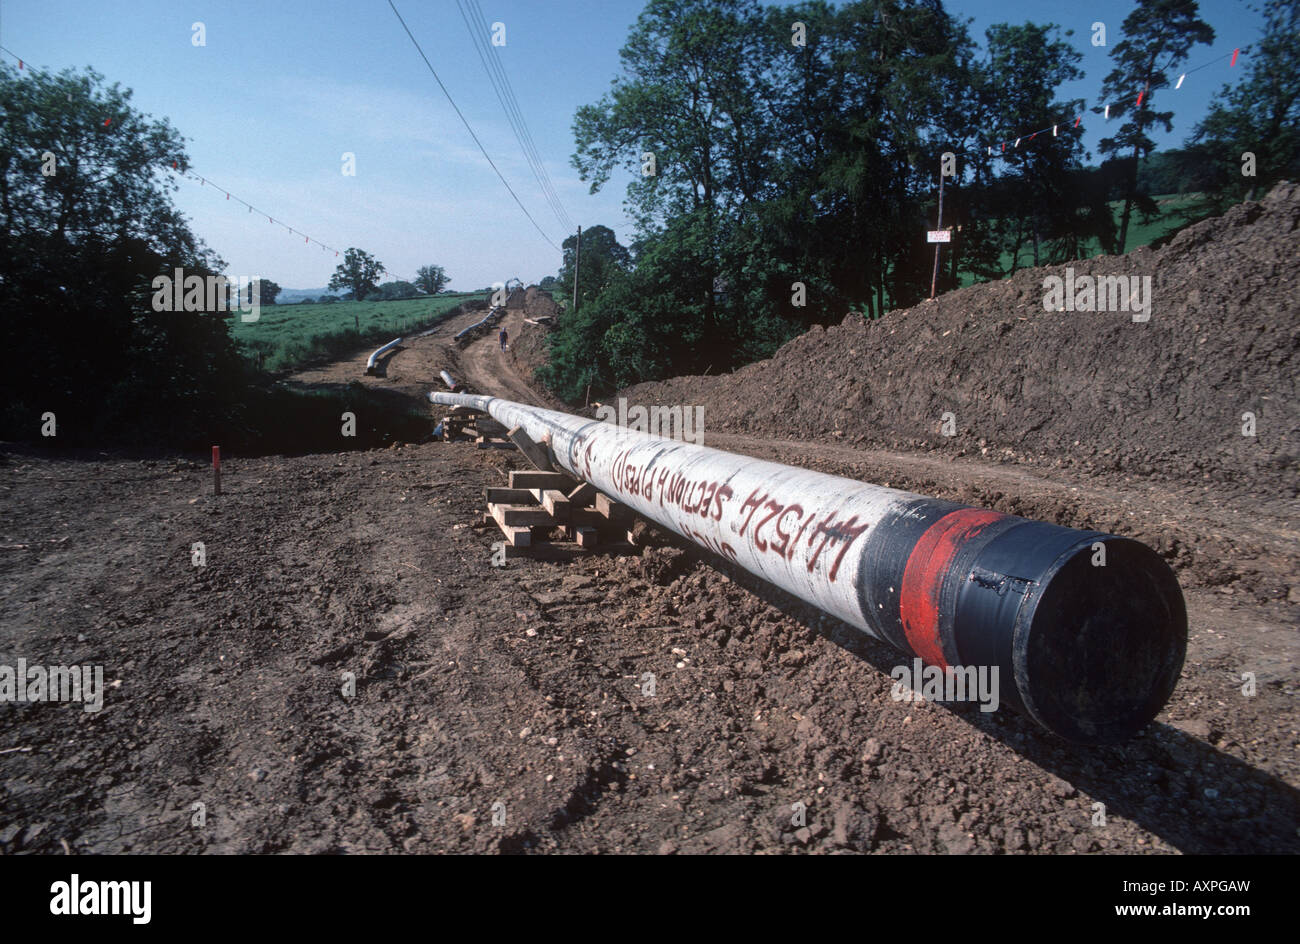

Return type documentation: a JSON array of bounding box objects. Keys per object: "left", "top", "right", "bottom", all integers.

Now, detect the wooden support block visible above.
[
  {"left": 595, "top": 492, "right": 631, "bottom": 521},
  {"left": 506, "top": 426, "right": 554, "bottom": 471},
  {"left": 575, "top": 526, "right": 599, "bottom": 548},
  {"left": 491, "top": 503, "right": 558, "bottom": 528},
  {"left": 570, "top": 508, "right": 607, "bottom": 529},
  {"left": 486, "top": 487, "right": 537, "bottom": 504},
  {"left": 508, "top": 470, "right": 573, "bottom": 490},
  {"left": 475, "top": 419, "right": 507, "bottom": 436},
  {"left": 568, "top": 482, "right": 597, "bottom": 506},
  {"left": 531, "top": 488, "right": 571, "bottom": 521},
  {"left": 497, "top": 524, "right": 532, "bottom": 548}
]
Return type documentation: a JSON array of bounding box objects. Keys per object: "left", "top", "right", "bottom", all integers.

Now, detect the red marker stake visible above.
[{"left": 212, "top": 446, "right": 221, "bottom": 496}]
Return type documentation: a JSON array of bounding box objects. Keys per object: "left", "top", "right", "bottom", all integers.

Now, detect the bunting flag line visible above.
[
  {"left": 172, "top": 167, "right": 344, "bottom": 257},
  {"left": 983, "top": 47, "right": 1245, "bottom": 161},
  {"left": 1, "top": 44, "right": 345, "bottom": 258}
]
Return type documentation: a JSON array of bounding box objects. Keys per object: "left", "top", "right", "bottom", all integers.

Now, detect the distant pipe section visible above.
[
  {"left": 440, "top": 370, "right": 458, "bottom": 390},
  {"left": 365, "top": 337, "right": 403, "bottom": 373},
  {"left": 432, "top": 392, "right": 1187, "bottom": 745},
  {"left": 454, "top": 305, "right": 502, "bottom": 341}
]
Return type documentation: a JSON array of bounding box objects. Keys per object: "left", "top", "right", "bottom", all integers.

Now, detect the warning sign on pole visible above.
[{"left": 927, "top": 230, "right": 952, "bottom": 243}]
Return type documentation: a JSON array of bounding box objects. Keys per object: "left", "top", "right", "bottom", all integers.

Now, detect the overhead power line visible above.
[
  {"left": 455, "top": 0, "right": 576, "bottom": 234},
  {"left": 387, "top": 0, "right": 562, "bottom": 253}
]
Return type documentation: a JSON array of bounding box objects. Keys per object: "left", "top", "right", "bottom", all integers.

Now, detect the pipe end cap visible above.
[{"left": 1015, "top": 537, "right": 1187, "bottom": 744}]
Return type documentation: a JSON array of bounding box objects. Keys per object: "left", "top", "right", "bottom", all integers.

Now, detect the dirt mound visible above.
[
  {"left": 523, "top": 285, "right": 559, "bottom": 317},
  {"left": 511, "top": 287, "right": 560, "bottom": 389},
  {"left": 623, "top": 182, "right": 1300, "bottom": 500}
]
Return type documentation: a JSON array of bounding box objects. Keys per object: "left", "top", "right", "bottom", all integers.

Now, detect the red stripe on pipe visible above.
[{"left": 900, "top": 508, "right": 1009, "bottom": 668}]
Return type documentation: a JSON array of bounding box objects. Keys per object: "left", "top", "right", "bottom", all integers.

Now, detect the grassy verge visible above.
[
  {"left": 231, "top": 292, "right": 485, "bottom": 372},
  {"left": 955, "top": 192, "right": 1215, "bottom": 287}
]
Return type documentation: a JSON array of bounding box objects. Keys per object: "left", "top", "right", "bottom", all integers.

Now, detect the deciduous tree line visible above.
[{"left": 538, "top": 0, "right": 1296, "bottom": 401}]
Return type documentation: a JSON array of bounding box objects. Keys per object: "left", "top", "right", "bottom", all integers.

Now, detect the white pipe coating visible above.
[
  {"left": 366, "top": 337, "right": 403, "bottom": 370},
  {"left": 432, "top": 391, "right": 919, "bottom": 634}
]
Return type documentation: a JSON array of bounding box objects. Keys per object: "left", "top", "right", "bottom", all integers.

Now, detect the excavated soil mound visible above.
[
  {"left": 512, "top": 287, "right": 560, "bottom": 388},
  {"left": 624, "top": 182, "right": 1300, "bottom": 500}
]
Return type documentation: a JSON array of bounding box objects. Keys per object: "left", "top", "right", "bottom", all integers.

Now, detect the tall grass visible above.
[{"left": 231, "top": 292, "right": 485, "bottom": 371}]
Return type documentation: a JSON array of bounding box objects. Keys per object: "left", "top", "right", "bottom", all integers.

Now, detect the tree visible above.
[
  {"left": 550, "top": 0, "right": 983, "bottom": 399},
  {"left": 1186, "top": 0, "right": 1300, "bottom": 209},
  {"left": 977, "top": 23, "right": 1114, "bottom": 270},
  {"left": 0, "top": 62, "right": 244, "bottom": 443},
  {"left": 328, "top": 248, "right": 385, "bottom": 301},
  {"left": 414, "top": 264, "right": 450, "bottom": 294},
  {"left": 557, "top": 225, "right": 632, "bottom": 310},
  {"left": 374, "top": 280, "right": 418, "bottom": 300},
  {"left": 258, "top": 279, "right": 282, "bottom": 305},
  {"left": 1095, "top": 0, "right": 1215, "bottom": 252},
  {"left": 573, "top": 0, "right": 774, "bottom": 336}
]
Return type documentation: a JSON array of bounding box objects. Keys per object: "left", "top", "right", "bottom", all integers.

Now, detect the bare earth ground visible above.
[{"left": 1, "top": 297, "right": 1297, "bottom": 855}]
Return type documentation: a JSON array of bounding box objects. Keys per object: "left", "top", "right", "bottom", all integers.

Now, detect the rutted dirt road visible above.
[
  {"left": 1, "top": 288, "right": 1297, "bottom": 855},
  {"left": 287, "top": 301, "right": 562, "bottom": 410}
]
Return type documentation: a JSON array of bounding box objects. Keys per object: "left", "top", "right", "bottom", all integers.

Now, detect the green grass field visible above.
[
  {"left": 954, "top": 192, "right": 1214, "bottom": 288},
  {"left": 1115, "top": 192, "right": 1210, "bottom": 253},
  {"left": 1001, "top": 192, "right": 1212, "bottom": 274},
  {"left": 231, "top": 291, "right": 485, "bottom": 371}
]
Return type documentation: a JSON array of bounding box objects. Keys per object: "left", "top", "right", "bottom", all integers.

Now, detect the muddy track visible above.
[
  {"left": 455, "top": 308, "right": 564, "bottom": 409},
  {"left": 285, "top": 302, "right": 565, "bottom": 413}
]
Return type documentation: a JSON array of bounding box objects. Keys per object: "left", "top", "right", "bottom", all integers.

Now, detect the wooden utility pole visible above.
[
  {"left": 929, "top": 173, "right": 945, "bottom": 300},
  {"left": 572, "top": 225, "right": 581, "bottom": 313}
]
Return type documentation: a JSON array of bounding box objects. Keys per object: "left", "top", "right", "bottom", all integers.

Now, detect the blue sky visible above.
[{"left": 1, "top": 0, "right": 1262, "bottom": 291}]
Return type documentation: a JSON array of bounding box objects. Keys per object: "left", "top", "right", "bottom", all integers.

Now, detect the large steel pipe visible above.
[
  {"left": 454, "top": 305, "right": 502, "bottom": 341},
  {"left": 365, "top": 337, "right": 403, "bottom": 371},
  {"left": 434, "top": 392, "right": 1187, "bottom": 744}
]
